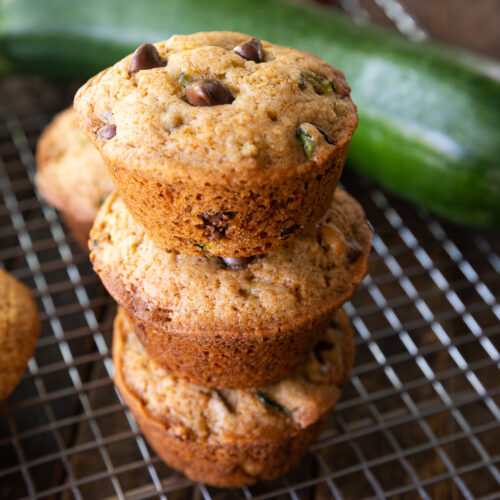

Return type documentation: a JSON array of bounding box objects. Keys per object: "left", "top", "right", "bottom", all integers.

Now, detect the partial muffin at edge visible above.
[
  {"left": 92, "top": 187, "right": 370, "bottom": 388},
  {"left": 113, "top": 307, "right": 354, "bottom": 487},
  {"left": 0, "top": 269, "right": 40, "bottom": 401},
  {"left": 75, "top": 31, "right": 358, "bottom": 257},
  {"left": 35, "top": 107, "right": 114, "bottom": 251}
]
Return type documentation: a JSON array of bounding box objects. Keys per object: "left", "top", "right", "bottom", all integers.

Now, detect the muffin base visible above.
[
  {"left": 129, "top": 310, "right": 331, "bottom": 388},
  {"left": 109, "top": 142, "right": 348, "bottom": 257},
  {"left": 128, "top": 399, "right": 326, "bottom": 488}
]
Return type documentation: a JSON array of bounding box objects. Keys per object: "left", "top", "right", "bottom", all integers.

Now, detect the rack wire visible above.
[{"left": 1, "top": 1, "right": 499, "bottom": 499}]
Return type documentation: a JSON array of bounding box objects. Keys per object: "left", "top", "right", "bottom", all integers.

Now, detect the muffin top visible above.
[
  {"left": 74, "top": 31, "right": 357, "bottom": 185},
  {"left": 0, "top": 269, "right": 40, "bottom": 401},
  {"left": 114, "top": 307, "right": 354, "bottom": 443},
  {"left": 36, "top": 108, "right": 114, "bottom": 222},
  {"left": 90, "top": 188, "right": 371, "bottom": 335}
]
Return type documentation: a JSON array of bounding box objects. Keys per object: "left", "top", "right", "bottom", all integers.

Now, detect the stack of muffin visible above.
[{"left": 72, "top": 32, "right": 371, "bottom": 487}]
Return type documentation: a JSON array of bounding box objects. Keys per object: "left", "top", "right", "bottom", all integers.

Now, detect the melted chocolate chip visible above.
[
  {"left": 97, "top": 124, "right": 116, "bottom": 140},
  {"left": 234, "top": 38, "right": 264, "bottom": 63},
  {"left": 280, "top": 223, "right": 299, "bottom": 238},
  {"left": 221, "top": 256, "right": 255, "bottom": 269},
  {"left": 313, "top": 340, "right": 334, "bottom": 364},
  {"left": 185, "top": 79, "right": 234, "bottom": 106},
  {"left": 197, "top": 211, "right": 235, "bottom": 240},
  {"left": 128, "top": 43, "right": 166, "bottom": 75},
  {"left": 346, "top": 237, "right": 362, "bottom": 263}
]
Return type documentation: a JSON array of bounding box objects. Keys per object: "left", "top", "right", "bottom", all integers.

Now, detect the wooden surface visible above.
[{"left": 318, "top": 0, "right": 500, "bottom": 59}]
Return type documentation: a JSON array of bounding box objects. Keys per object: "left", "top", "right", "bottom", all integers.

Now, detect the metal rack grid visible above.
[{"left": 0, "top": 1, "right": 499, "bottom": 499}]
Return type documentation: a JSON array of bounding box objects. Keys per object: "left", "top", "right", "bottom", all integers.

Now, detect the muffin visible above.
[
  {"left": 91, "top": 188, "right": 370, "bottom": 388},
  {"left": 113, "top": 306, "right": 354, "bottom": 487},
  {"left": 0, "top": 269, "right": 40, "bottom": 401},
  {"left": 35, "top": 107, "right": 114, "bottom": 251},
  {"left": 75, "top": 31, "right": 358, "bottom": 257}
]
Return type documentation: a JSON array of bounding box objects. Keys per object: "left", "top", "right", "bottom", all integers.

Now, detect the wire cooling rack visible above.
[{"left": 1, "top": 2, "right": 499, "bottom": 499}]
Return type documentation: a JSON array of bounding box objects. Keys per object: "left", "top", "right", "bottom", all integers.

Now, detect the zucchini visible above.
[{"left": 1, "top": 0, "right": 499, "bottom": 228}]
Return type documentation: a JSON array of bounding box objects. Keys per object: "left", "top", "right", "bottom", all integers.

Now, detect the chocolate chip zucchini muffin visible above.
[
  {"left": 0, "top": 269, "right": 40, "bottom": 401},
  {"left": 35, "top": 107, "right": 114, "bottom": 250},
  {"left": 113, "top": 306, "right": 354, "bottom": 487},
  {"left": 75, "top": 31, "right": 358, "bottom": 257},
  {"left": 91, "top": 188, "right": 370, "bottom": 388}
]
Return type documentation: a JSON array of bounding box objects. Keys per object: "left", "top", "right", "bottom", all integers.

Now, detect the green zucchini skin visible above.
[{"left": 1, "top": 0, "right": 499, "bottom": 228}]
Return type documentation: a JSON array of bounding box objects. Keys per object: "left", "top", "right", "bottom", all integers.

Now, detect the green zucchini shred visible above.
[
  {"left": 255, "top": 391, "right": 291, "bottom": 416},
  {"left": 297, "top": 126, "right": 315, "bottom": 159},
  {"left": 299, "top": 70, "right": 335, "bottom": 94},
  {"left": 318, "top": 235, "right": 329, "bottom": 252},
  {"left": 178, "top": 71, "right": 191, "bottom": 86}
]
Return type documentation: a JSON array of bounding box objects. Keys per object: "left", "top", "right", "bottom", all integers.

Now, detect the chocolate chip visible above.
[
  {"left": 221, "top": 256, "right": 255, "bottom": 269},
  {"left": 185, "top": 79, "right": 234, "bottom": 106},
  {"left": 97, "top": 124, "right": 116, "bottom": 140},
  {"left": 280, "top": 223, "right": 299, "bottom": 238},
  {"left": 346, "top": 237, "right": 362, "bottom": 263},
  {"left": 128, "top": 43, "right": 166, "bottom": 75},
  {"left": 197, "top": 211, "right": 235, "bottom": 240},
  {"left": 313, "top": 340, "right": 334, "bottom": 364},
  {"left": 234, "top": 38, "right": 264, "bottom": 63}
]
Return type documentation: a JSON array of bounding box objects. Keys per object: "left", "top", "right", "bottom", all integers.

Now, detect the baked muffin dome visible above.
[
  {"left": 75, "top": 31, "right": 358, "bottom": 256},
  {"left": 35, "top": 107, "right": 114, "bottom": 250}
]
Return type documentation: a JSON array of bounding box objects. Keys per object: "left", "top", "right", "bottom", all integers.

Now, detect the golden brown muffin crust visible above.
[
  {"left": 75, "top": 31, "right": 357, "bottom": 185},
  {"left": 129, "top": 310, "right": 332, "bottom": 388},
  {"left": 0, "top": 269, "right": 40, "bottom": 401}
]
